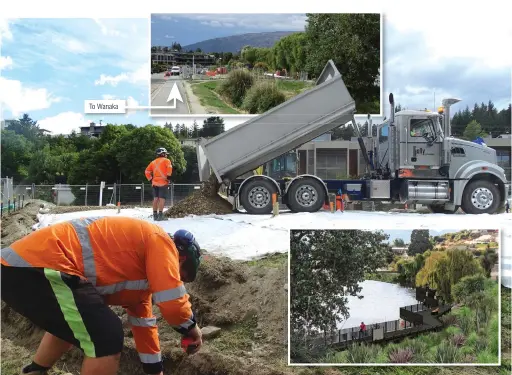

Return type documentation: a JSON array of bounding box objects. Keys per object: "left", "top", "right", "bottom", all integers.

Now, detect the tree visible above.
[
  {"left": 6, "top": 114, "right": 42, "bottom": 143},
  {"left": 463, "top": 120, "right": 487, "bottom": 141},
  {"left": 0, "top": 129, "right": 33, "bottom": 181},
  {"left": 434, "top": 250, "right": 484, "bottom": 302},
  {"left": 241, "top": 46, "right": 257, "bottom": 66},
  {"left": 290, "top": 229, "right": 389, "bottom": 337},
  {"left": 27, "top": 145, "right": 59, "bottom": 184},
  {"left": 480, "top": 248, "right": 499, "bottom": 277},
  {"left": 200, "top": 117, "right": 225, "bottom": 137},
  {"left": 113, "top": 125, "right": 185, "bottom": 183},
  {"left": 452, "top": 274, "right": 486, "bottom": 305},
  {"left": 173, "top": 145, "right": 198, "bottom": 183},
  {"left": 304, "top": 14, "right": 380, "bottom": 104},
  {"left": 408, "top": 230, "right": 432, "bottom": 255},
  {"left": 393, "top": 238, "right": 406, "bottom": 247},
  {"left": 192, "top": 120, "right": 200, "bottom": 138},
  {"left": 397, "top": 253, "right": 426, "bottom": 286}
]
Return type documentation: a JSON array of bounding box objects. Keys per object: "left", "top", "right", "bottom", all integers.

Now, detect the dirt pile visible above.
[
  {"left": 166, "top": 174, "right": 233, "bottom": 218},
  {"left": 0, "top": 200, "right": 52, "bottom": 247},
  {"left": 1, "top": 253, "right": 290, "bottom": 375}
]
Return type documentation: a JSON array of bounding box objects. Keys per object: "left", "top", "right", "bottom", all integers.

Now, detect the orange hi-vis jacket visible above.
[
  {"left": 0, "top": 216, "right": 194, "bottom": 368},
  {"left": 145, "top": 157, "right": 173, "bottom": 187}
]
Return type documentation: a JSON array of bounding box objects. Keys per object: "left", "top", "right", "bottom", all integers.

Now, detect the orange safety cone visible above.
[{"left": 335, "top": 195, "right": 341, "bottom": 211}]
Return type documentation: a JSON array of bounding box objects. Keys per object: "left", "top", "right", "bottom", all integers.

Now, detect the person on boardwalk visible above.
[
  {"left": 1, "top": 216, "right": 203, "bottom": 375},
  {"left": 145, "top": 147, "right": 173, "bottom": 221},
  {"left": 359, "top": 322, "right": 366, "bottom": 338}
]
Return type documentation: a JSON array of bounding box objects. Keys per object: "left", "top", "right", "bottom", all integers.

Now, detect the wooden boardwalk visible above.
[{"left": 309, "top": 303, "right": 452, "bottom": 350}]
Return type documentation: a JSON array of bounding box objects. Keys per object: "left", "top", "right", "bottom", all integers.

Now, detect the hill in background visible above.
[{"left": 183, "top": 31, "right": 296, "bottom": 53}]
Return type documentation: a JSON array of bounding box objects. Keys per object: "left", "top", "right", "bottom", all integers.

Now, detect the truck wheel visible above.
[
  {"left": 428, "top": 205, "right": 460, "bottom": 214},
  {"left": 287, "top": 178, "right": 325, "bottom": 213},
  {"left": 461, "top": 180, "right": 500, "bottom": 214},
  {"left": 240, "top": 179, "right": 276, "bottom": 215}
]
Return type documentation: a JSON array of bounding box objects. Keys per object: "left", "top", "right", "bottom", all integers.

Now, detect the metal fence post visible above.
[
  {"left": 85, "top": 183, "right": 88, "bottom": 206},
  {"left": 31, "top": 183, "right": 35, "bottom": 199},
  {"left": 113, "top": 183, "right": 117, "bottom": 204},
  {"left": 170, "top": 183, "right": 174, "bottom": 206},
  {"left": 141, "top": 183, "right": 144, "bottom": 206}
]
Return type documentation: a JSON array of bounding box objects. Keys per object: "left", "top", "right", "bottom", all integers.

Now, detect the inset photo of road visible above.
[
  {"left": 289, "top": 229, "right": 501, "bottom": 365},
  {"left": 150, "top": 13, "right": 382, "bottom": 116}
]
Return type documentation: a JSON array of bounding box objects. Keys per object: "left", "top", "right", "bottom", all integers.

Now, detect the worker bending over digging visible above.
[
  {"left": 145, "top": 147, "right": 173, "bottom": 221},
  {"left": 1, "top": 216, "right": 203, "bottom": 375}
]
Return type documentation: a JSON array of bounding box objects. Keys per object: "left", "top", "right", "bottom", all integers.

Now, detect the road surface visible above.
[{"left": 150, "top": 73, "right": 190, "bottom": 115}]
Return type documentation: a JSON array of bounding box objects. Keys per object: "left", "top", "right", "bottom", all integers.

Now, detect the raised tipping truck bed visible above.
[{"left": 197, "top": 60, "right": 356, "bottom": 184}]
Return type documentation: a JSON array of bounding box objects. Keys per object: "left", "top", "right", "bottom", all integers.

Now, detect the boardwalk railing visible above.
[{"left": 308, "top": 303, "right": 428, "bottom": 347}]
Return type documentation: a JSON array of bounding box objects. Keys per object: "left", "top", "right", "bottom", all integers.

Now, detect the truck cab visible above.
[{"left": 373, "top": 94, "right": 507, "bottom": 214}]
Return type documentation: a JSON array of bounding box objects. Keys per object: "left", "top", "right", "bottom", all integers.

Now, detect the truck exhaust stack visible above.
[{"left": 441, "top": 98, "right": 462, "bottom": 137}]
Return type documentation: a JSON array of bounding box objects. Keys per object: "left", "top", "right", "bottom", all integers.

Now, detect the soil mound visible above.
[
  {"left": 166, "top": 174, "right": 233, "bottom": 218},
  {"left": 1, "top": 200, "right": 51, "bottom": 247}
]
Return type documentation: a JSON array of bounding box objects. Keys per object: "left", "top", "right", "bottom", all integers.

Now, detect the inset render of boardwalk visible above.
[{"left": 308, "top": 286, "right": 452, "bottom": 350}]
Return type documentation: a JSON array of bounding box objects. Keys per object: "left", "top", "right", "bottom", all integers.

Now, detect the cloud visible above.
[
  {"left": 384, "top": 3, "right": 512, "bottom": 69},
  {"left": 94, "top": 63, "right": 149, "bottom": 87},
  {"left": 0, "top": 56, "right": 13, "bottom": 70},
  {"left": 382, "top": 23, "right": 511, "bottom": 113},
  {"left": 38, "top": 111, "right": 89, "bottom": 135},
  {"left": 3, "top": 19, "right": 149, "bottom": 85},
  {"left": 165, "top": 35, "right": 175, "bottom": 39},
  {"left": 93, "top": 18, "right": 122, "bottom": 37},
  {"left": 0, "top": 77, "right": 62, "bottom": 116},
  {"left": 169, "top": 14, "right": 307, "bottom": 31},
  {"left": 125, "top": 96, "right": 139, "bottom": 117},
  {"left": 0, "top": 18, "right": 13, "bottom": 47},
  {"left": 102, "top": 94, "right": 117, "bottom": 100}
]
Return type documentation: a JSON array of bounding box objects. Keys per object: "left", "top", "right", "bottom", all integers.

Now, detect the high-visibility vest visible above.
[{"left": 145, "top": 157, "right": 173, "bottom": 186}]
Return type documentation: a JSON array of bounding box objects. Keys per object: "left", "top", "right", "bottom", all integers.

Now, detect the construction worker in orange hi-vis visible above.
[
  {"left": 1, "top": 216, "right": 203, "bottom": 375},
  {"left": 145, "top": 147, "right": 173, "bottom": 221}
]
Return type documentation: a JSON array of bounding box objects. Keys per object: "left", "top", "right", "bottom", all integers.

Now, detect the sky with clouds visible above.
[{"left": 0, "top": 12, "right": 510, "bottom": 135}]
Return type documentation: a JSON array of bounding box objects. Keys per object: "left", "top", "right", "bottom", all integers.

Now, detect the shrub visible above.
[
  {"left": 455, "top": 306, "right": 475, "bottom": 335},
  {"left": 433, "top": 342, "right": 462, "bottom": 363},
  {"left": 476, "top": 350, "right": 498, "bottom": 364},
  {"left": 441, "top": 314, "right": 458, "bottom": 327},
  {"left": 345, "top": 343, "right": 380, "bottom": 363},
  {"left": 451, "top": 333, "right": 466, "bottom": 347},
  {"left": 217, "top": 70, "right": 254, "bottom": 107},
  {"left": 389, "top": 348, "right": 414, "bottom": 363},
  {"left": 242, "top": 81, "right": 286, "bottom": 114},
  {"left": 488, "top": 315, "right": 499, "bottom": 355}
]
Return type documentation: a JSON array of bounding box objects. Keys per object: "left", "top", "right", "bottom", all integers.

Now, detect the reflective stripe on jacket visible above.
[
  {"left": 0, "top": 216, "right": 193, "bottom": 366},
  {"left": 145, "top": 157, "right": 172, "bottom": 187}
]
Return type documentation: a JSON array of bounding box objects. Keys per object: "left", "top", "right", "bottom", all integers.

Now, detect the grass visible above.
[
  {"left": 190, "top": 81, "right": 241, "bottom": 114},
  {"left": 208, "top": 314, "right": 259, "bottom": 353},
  {"left": 191, "top": 76, "right": 380, "bottom": 116},
  {"left": 365, "top": 272, "right": 399, "bottom": 283},
  {"left": 245, "top": 252, "right": 287, "bottom": 268}
]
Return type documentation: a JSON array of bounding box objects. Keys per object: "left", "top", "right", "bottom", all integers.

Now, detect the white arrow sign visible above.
[{"left": 167, "top": 83, "right": 183, "bottom": 109}]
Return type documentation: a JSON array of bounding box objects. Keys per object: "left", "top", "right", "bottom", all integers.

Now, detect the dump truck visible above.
[{"left": 196, "top": 60, "right": 507, "bottom": 215}]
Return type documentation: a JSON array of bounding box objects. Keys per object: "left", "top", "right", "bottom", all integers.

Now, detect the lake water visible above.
[{"left": 337, "top": 280, "right": 418, "bottom": 329}]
